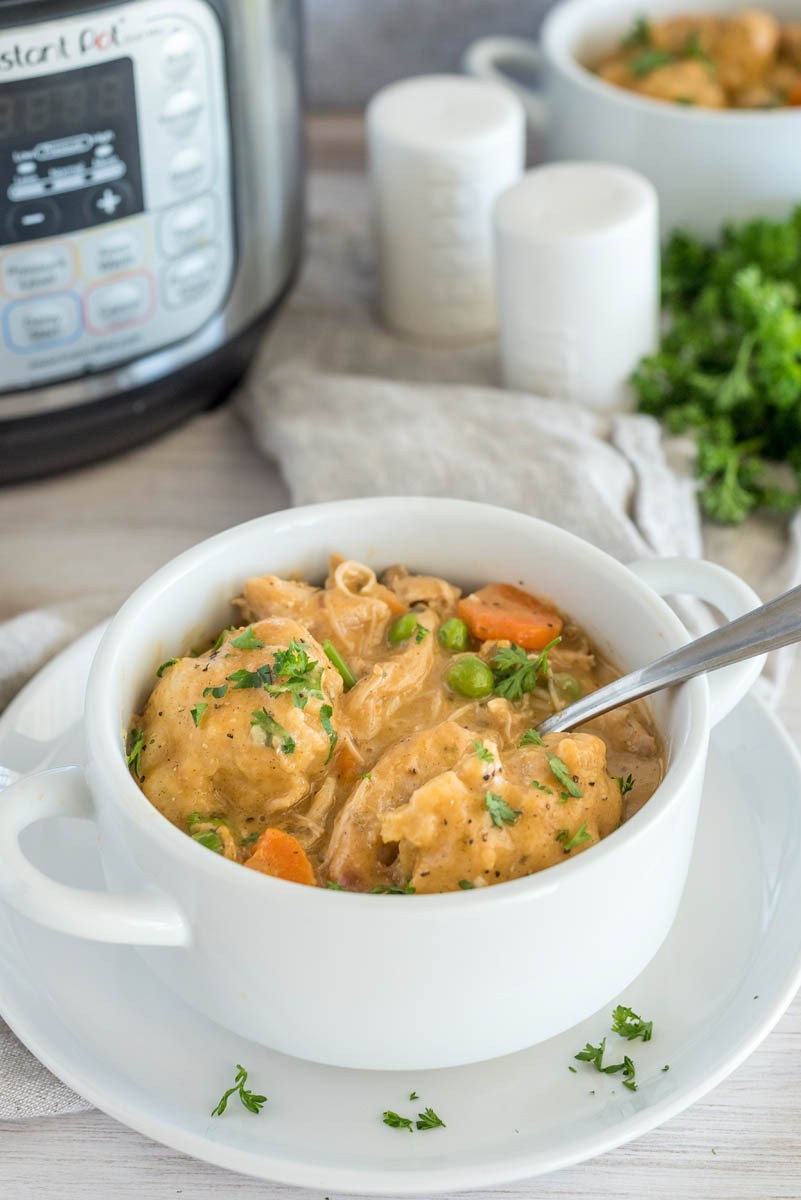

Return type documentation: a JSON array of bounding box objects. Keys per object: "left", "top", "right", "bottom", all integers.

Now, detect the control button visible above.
[
  {"left": 159, "top": 195, "right": 215, "bottom": 258},
  {"left": 168, "top": 147, "right": 207, "bottom": 195},
  {"left": 81, "top": 224, "right": 146, "bottom": 278},
  {"left": 85, "top": 182, "right": 136, "bottom": 224},
  {"left": 161, "top": 89, "right": 203, "bottom": 138},
  {"left": 8, "top": 199, "right": 61, "bottom": 241},
  {"left": 162, "top": 28, "right": 198, "bottom": 77},
  {"left": 5, "top": 293, "right": 81, "bottom": 350},
  {"left": 162, "top": 246, "right": 219, "bottom": 309},
  {"left": 85, "top": 273, "right": 153, "bottom": 332},
  {"left": 1, "top": 243, "right": 75, "bottom": 297}
]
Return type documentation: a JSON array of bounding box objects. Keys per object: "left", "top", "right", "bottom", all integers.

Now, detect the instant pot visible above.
[{"left": 0, "top": 0, "right": 304, "bottom": 482}]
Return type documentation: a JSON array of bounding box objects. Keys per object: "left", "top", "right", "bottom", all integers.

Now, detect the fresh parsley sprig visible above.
[
  {"left": 230, "top": 627, "right": 265, "bottom": 650},
  {"left": 383, "top": 1110, "right": 413, "bottom": 1132},
  {"left": 556, "top": 823, "right": 592, "bottom": 852},
  {"left": 416, "top": 1107, "right": 446, "bottom": 1131},
  {"left": 320, "top": 703, "right": 337, "bottom": 763},
  {"left": 491, "top": 637, "right": 561, "bottom": 702},
  {"left": 210, "top": 1063, "right": 267, "bottom": 1117},
  {"left": 250, "top": 708, "right": 295, "bottom": 754},
  {"left": 267, "top": 638, "right": 324, "bottom": 709},
  {"left": 473, "top": 739, "right": 494, "bottom": 763},
  {"left": 485, "top": 790, "right": 521, "bottom": 829},
  {"left": 611, "top": 1004, "right": 653, "bottom": 1042},
  {"left": 126, "top": 727, "right": 146, "bottom": 779},
  {"left": 546, "top": 753, "right": 583, "bottom": 798}
]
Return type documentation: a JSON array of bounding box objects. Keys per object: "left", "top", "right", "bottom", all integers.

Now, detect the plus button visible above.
[
  {"left": 96, "top": 187, "right": 122, "bottom": 216},
  {"left": 85, "top": 181, "right": 134, "bottom": 224}
]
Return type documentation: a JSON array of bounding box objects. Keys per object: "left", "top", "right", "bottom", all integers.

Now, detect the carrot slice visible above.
[
  {"left": 458, "top": 584, "right": 563, "bottom": 651},
  {"left": 788, "top": 81, "right": 801, "bottom": 106},
  {"left": 243, "top": 828, "right": 316, "bottom": 886}
]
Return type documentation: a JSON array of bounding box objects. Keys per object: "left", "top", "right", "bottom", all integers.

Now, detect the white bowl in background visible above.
[
  {"left": 463, "top": 0, "right": 801, "bottom": 236},
  {"left": 0, "top": 498, "right": 762, "bottom": 1069}
]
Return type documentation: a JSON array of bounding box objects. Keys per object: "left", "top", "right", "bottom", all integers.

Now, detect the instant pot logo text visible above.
[{"left": 0, "top": 24, "right": 121, "bottom": 72}]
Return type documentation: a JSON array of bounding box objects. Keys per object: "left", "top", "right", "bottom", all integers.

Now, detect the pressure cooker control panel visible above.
[{"left": 0, "top": 0, "right": 234, "bottom": 390}]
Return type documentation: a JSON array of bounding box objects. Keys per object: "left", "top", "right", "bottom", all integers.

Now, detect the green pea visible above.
[
  {"left": 191, "top": 829, "right": 224, "bottom": 854},
  {"left": 553, "top": 672, "right": 583, "bottom": 703},
  {"left": 446, "top": 655, "right": 494, "bottom": 698},
  {"left": 388, "top": 612, "right": 418, "bottom": 644},
  {"left": 438, "top": 617, "right": 470, "bottom": 653}
]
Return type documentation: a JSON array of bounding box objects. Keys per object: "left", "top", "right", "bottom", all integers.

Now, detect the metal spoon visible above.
[{"left": 537, "top": 583, "right": 801, "bottom": 735}]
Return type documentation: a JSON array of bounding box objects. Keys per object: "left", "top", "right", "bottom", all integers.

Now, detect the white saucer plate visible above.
[{"left": 1, "top": 624, "right": 801, "bottom": 1194}]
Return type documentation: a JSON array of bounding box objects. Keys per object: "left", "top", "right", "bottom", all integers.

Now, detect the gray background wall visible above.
[{"left": 304, "top": 0, "right": 554, "bottom": 108}]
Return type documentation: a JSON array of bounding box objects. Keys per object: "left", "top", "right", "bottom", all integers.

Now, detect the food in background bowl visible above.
[
  {"left": 592, "top": 7, "right": 801, "bottom": 108},
  {"left": 129, "top": 554, "right": 663, "bottom": 893}
]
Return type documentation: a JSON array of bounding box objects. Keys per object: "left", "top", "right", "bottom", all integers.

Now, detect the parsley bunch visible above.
[{"left": 632, "top": 208, "right": 801, "bottom": 523}]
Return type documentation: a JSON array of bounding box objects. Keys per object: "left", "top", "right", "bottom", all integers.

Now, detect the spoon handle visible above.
[{"left": 537, "top": 582, "right": 801, "bottom": 735}]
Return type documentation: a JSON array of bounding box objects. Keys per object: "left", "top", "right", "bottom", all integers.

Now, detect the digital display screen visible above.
[
  {"left": 0, "top": 58, "right": 144, "bottom": 244},
  {"left": 0, "top": 68, "right": 128, "bottom": 140}
]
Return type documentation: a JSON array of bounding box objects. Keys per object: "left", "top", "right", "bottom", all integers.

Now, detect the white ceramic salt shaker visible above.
[
  {"left": 494, "top": 162, "right": 659, "bottom": 411},
  {"left": 367, "top": 74, "right": 525, "bottom": 341}
]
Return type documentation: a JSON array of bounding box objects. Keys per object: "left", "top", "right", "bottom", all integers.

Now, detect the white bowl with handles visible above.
[
  {"left": 463, "top": 0, "right": 801, "bottom": 236},
  {"left": 0, "top": 498, "right": 763, "bottom": 1070}
]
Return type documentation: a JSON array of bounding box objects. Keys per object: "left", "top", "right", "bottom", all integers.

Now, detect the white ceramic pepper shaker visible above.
[
  {"left": 367, "top": 74, "right": 525, "bottom": 342},
  {"left": 494, "top": 162, "right": 660, "bottom": 411}
]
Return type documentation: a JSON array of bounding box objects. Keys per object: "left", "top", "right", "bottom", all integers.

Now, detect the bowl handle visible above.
[
  {"left": 461, "top": 36, "right": 546, "bottom": 131},
  {"left": 628, "top": 556, "right": 764, "bottom": 727},
  {"left": 0, "top": 765, "right": 189, "bottom": 945}
]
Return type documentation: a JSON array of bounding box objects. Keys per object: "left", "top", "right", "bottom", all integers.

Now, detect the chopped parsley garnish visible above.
[
  {"left": 611, "top": 1004, "right": 653, "bottom": 1042},
  {"left": 230, "top": 627, "right": 265, "bottom": 650},
  {"left": 227, "top": 665, "right": 273, "bottom": 690},
  {"left": 190, "top": 703, "right": 208, "bottom": 727},
  {"left": 250, "top": 708, "right": 295, "bottom": 754},
  {"left": 409, "top": 1091, "right": 419, "bottom": 1101},
  {"left": 202, "top": 683, "right": 228, "bottom": 699},
  {"left": 416, "top": 1106, "right": 446, "bottom": 1131},
  {"left": 414, "top": 623, "right": 430, "bottom": 644},
  {"left": 472, "top": 739, "right": 494, "bottom": 763},
  {"left": 191, "top": 829, "right": 224, "bottom": 853},
  {"left": 369, "top": 880, "right": 416, "bottom": 894},
  {"left": 630, "top": 48, "right": 674, "bottom": 77},
  {"left": 491, "top": 637, "right": 561, "bottom": 701},
  {"left": 210, "top": 1064, "right": 266, "bottom": 1117},
  {"left": 156, "top": 658, "right": 179, "bottom": 677},
  {"left": 616, "top": 773, "right": 635, "bottom": 796},
  {"left": 383, "top": 1110, "right": 413, "bottom": 1132},
  {"left": 485, "top": 790, "right": 521, "bottom": 829},
  {"left": 361, "top": 772, "right": 373, "bottom": 781},
  {"left": 684, "top": 30, "right": 708, "bottom": 60},
  {"left": 241, "top": 832, "right": 260, "bottom": 847},
  {"left": 575, "top": 1039, "right": 607, "bottom": 1071},
  {"left": 211, "top": 626, "right": 237, "bottom": 652},
  {"left": 531, "top": 779, "right": 553, "bottom": 794},
  {"left": 126, "top": 727, "right": 146, "bottom": 779},
  {"left": 546, "top": 753, "right": 583, "bottom": 798},
  {"left": 556, "top": 822, "right": 592, "bottom": 851},
  {"left": 325, "top": 880, "right": 344, "bottom": 890},
  {"left": 322, "top": 639, "right": 357, "bottom": 690},
  {"left": 458, "top": 879, "right": 474, "bottom": 889},
  {"left": 320, "top": 703, "right": 337, "bottom": 763},
  {"left": 568, "top": 1066, "right": 577, "bottom": 1073},
  {"left": 267, "top": 638, "right": 324, "bottom": 709},
  {"left": 622, "top": 14, "right": 651, "bottom": 48},
  {"left": 520, "top": 727, "right": 545, "bottom": 747},
  {"left": 662, "top": 1065, "right": 670, "bottom": 1072}
]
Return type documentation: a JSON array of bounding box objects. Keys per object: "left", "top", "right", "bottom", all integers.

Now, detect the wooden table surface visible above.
[{"left": 2, "top": 116, "right": 801, "bottom": 1200}]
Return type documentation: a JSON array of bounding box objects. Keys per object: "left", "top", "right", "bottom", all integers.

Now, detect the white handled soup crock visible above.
[
  {"left": 0, "top": 499, "right": 763, "bottom": 1070},
  {"left": 463, "top": 0, "right": 801, "bottom": 236}
]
